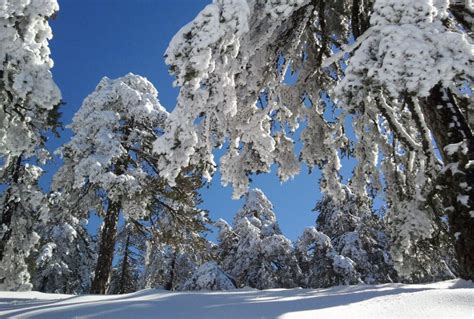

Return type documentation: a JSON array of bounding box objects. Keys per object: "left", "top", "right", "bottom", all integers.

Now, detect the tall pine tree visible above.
[
  {"left": 55, "top": 73, "right": 167, "bottom": 294},
  {"left": 0, "top": 0, "right": 61, "bottom": 291}
]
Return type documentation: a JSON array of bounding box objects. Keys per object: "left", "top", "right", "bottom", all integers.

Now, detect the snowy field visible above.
[{"left": 0, "top": 280, "right": 472, "bottom": 319}]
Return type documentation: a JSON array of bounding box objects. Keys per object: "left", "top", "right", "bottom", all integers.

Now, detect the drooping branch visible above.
[{"left": 375, "top": 93, "right": 421, "bottom": 152}]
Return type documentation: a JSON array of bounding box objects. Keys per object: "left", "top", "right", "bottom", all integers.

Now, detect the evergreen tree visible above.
[
  {"left": 54, "top": 73, "right": 167, "bottom": 294},
  {"left": 335, "top": 0, "right": 473, "bottom": 280},
  {"left": 181, "top": 262, "right": 236, "bottom": 291},
  {"left": 142, "top": 243, "right": 175, "bottom": 290},
  {"left": 0, "top": 0, "right": 61, "bottom": 291},
  {"left": 0, "top": 164, "right": 47, "bottom": 291},
  {"left": 141, "top": 180, "right": 211, "bottom": 291},
  {"left": 296, "top": 227, "right": 361, "bottom": 288},
  {"left": 108, "top": 223, "right": 144, "bottom": 294},
  {"left": 32, "top": 192, "right": 96, "bottom": 294},
  {"left": 153, "top": 0, "right": 474, "bottom": 280},
  {"left": 386, "top": 207, "right": 457, "bottom": 283},
  {"left": 216, "top": 189, "right": 301, "bottom": 289},
  {"left": 142, "top": 244, "right": 205, "bottom": 291},
  {"left": 59, "top": 74, "right": 211, "bottom": 294},
  {"left": 0, "top": 0, "right": 61, "bottom": 163},
  {"left": 214, "top": 219, "right": 238, "bottom": 275},
  {"left": 315, "top": 186, "right": 397, "bottom": 284}
]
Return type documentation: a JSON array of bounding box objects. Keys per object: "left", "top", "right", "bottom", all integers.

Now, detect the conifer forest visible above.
[{"left": 0, "top": 1, "right": 473, "bottom": 318}]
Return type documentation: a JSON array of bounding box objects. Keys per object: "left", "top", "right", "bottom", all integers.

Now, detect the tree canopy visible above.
[{"left": 153, "top": 0, "right": 473, "bottom": 279}]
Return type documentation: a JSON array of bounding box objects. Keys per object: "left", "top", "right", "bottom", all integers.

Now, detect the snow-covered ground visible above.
[{"left": 0, "top": 280, "right": 472, "bottom": 319}]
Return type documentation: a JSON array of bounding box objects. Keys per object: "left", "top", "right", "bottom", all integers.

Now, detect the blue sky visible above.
[{"left": 47, "top": 0, "right": 331, "bottom": 241}]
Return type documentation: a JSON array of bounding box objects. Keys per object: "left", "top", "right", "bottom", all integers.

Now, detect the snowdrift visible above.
[{"left": 0, "top": 280, "right": 472, "bottom": 319}]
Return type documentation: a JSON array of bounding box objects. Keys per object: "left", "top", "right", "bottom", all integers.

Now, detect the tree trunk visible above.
[
  {"left": 118, "top": 233, "right": 130, "bottom": 294},
  {"left": 0, "top": 155, "right": 22, "bottom": 262},
  {"left": 420, "top": 84, "right": 474, "bottom": 280},
  {"left": 90, "top": 200, "right": 120, "bottom": 294},
  {"left": 165, "top": 253, "right": 176, "bottom": 291}
]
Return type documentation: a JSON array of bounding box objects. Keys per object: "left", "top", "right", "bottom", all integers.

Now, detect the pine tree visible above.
[
  {"left": 0, "top": 0, "right": 61, "bottom": 163},
  {"left": 296, "top": 227, "right": 361, "bottom": 288},
  {"left": 58, "top": 74, "right": 213, "bottom": 294},
  {"left": 216, "top": 189, "right": 301, "bottom": 289},
  {"left": 142, "top": 243, "right": 175, "bottom": 290},
  {"left": 181, "top": 262, "right": 236, "bottom": 291},
  {"left": 142, "top": 243, "right": 205, "bottom": 291},
  {"left": 0, "top": 164, "right": 47, "bottom": 291},
  {"left": 0, "top": 0, "right": 61, "bottom": 291},
  {"left": 54, "top": 73, "right": 167, "bottom": 294},
  {"left": 141, "top": 174, "right": 211, "bottom": 291},
  {"left": 214, "top": 219, "right": 238, "bottom": 276},
  {"left": 153, "top": 0, "right": 474, "bottom": 280},
  {"left": 334, "top": 0, "right": 474, "bottom": 279},
  {"left": 386, "top": 206, "right": 457, "bottom": 283},
  {"left": 108, "top": 222, "right": 145, "bottom": 294},
  {"left": 32, "top": 192, "right": 96, "bottom": 294},
  {"left": 315, "top": 186, "right": 397, "bottom": 284}
]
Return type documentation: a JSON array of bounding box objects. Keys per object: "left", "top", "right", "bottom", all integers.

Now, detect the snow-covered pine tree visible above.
[
  {"left": 0, "top": 164, "right": 48, "bottom": 291},
  {"left": 215, "top": 189, "right": 301, "bottom": 289},
  {"left": 0, "top": 0, "right": 61, "bottom": 291},
  {"left": 54, "top": 73, "right": 167, "bottom": 294},
  {"left": 32, "top": 192, "right": 96, "bottom": 294},
  {"left": 315, "top": 186, "right": 397, "bottom": 284},
  {"left": 296, "top": 227, "right": 361, "bottom": 288},
  {"left": 142, "top": 243, "right": 175, "bottom": 290},
  {"left": 153, "top": 0, "right": 474, "bottom": 280},
  {"left": 385, "top": 206, "right": 457, "bottom": 283},
  {"left": 141, "top": 173, "right": 211, "bottom": 291},
  {"left": 181, "top": 262, "right": 236, "bottom": 291},
  {"left": 333, "top": 0, "right": 474, "bottom": 280},
  {"left": 108, "top": 222, "right": 145, "bottom": 294},
  {"left": 142, "top": 244, "right": 204, "bottom": 291},
  {"left": 0, "top": 0, "right": 61, "bottom": 164},
  {"left": 213, "top": 218, "right": 239, "bottom": 280}
]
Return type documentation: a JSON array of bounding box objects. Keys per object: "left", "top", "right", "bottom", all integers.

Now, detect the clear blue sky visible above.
[{"left": 46, "top": 0, "right": 342, "bottom": 241}]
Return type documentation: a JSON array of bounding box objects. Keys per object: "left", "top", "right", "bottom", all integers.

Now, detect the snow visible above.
[
  {"left": 445, "top": 141, "right": 468, "bottom": 156},
  {"left": 54, "top": 73, "right": 167, "bottom": 217},
  {"left": 153, "top": 0, "right": 319, "bottom": 198},
  {"left": 0, "top": 0, "right": 61, "bottom": 162},
  {"left": 458, "top": 195, "right": 470, "bottom": 206},
  {"left": 336, "top": 0, "right": 473, "bottom": 101},
  {"left": 0, "top": 280, "right": 472, "bottom": 318}
]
